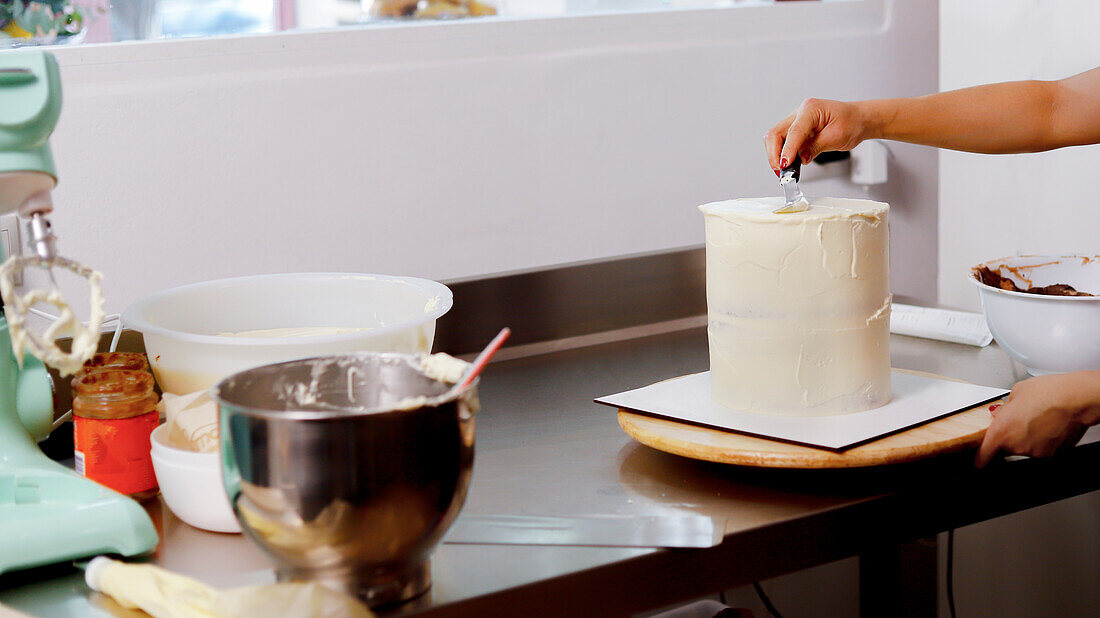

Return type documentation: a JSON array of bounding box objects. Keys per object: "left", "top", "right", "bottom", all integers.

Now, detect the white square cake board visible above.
[{"left": 596, "top": 371, "right": 1008, "bottom": 451}]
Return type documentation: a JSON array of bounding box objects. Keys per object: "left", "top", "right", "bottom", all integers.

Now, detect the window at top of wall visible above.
[{"left": 0, "top": 0, "right": 844, "bottom": 45}]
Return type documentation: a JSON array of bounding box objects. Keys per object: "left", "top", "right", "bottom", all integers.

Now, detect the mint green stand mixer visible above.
[{"left": 0, "top": 49, "right": 158, "bottom": 575}]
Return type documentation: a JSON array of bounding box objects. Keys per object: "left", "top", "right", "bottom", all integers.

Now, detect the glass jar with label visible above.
[{"left": 72, "top": 370, "right": 160, "bottom": 501}]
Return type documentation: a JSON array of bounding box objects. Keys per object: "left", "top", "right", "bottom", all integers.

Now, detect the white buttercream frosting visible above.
[
  {"left": 275, "top": 352, "right": 471, "bottom": 412},
  {"left": 699, "top": 196, "right": 892, "bottom": 416},
  {"left": 0, "top": 256, "right": 105, "bottom": 377},
  {"left": 417, "top": 352, "right": 469, "bottom": 384}
]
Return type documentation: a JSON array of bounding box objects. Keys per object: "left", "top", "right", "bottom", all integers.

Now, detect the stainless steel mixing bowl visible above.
[{"left": 212, "top": 353, "right": 477, "bottom": 607}]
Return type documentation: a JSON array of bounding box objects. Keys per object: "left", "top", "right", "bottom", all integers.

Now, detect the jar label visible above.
[{"left": 74, "top": 410, "right": 159, "bottom": 495}]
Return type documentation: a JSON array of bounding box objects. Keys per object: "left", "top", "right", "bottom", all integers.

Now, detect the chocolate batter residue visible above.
[{"left": 974, "top": 266, "right": 1094, "bottom": 296}]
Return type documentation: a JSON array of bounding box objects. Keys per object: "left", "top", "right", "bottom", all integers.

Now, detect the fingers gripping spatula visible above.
[{"left": 773, "top": 158, "right": 810, "bottom": 214}]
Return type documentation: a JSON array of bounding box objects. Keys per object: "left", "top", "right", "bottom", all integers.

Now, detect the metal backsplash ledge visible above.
[{"left": 434, "top": 246, "right": 707, "bottom": 356}]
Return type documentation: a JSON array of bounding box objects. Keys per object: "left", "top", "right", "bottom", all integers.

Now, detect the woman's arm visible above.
[{"left": 765, "top": 67, "right": 1100, "bottom": 172}]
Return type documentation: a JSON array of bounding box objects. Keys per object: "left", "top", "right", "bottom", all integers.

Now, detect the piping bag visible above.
[{"left": 84, "top": 557, "right": 373, "bottom": 618}]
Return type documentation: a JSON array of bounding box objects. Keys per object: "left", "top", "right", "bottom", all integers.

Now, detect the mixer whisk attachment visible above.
[{"left": 0, "top": 252, "right": 105, "bottom": 377}]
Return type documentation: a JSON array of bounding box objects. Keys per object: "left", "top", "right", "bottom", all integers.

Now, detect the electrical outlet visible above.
[
  {"left": 850, "top": 140, "right": 889, "bottom": 185},
  {"left": 0, "top": 213, "right": 22, "bottom": 285}
]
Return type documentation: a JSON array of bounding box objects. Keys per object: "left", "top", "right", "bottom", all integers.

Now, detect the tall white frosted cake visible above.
[{"left": 699, "top": 196, "right": 891, "bottom": 416}]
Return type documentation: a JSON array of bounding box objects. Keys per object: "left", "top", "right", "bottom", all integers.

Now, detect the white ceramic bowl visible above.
[
  {"left": 971, "top": 255, "right": 1100, "bottom": 375},
  {"left": 149, "top": 425, "right": 240, "bottom": 533},
  {"left": 122, "top": 273, "right": 452, "bottom": 394}
]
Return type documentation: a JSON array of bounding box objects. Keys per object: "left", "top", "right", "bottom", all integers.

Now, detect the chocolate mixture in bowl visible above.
[{"left": 973, "top": 266, "right": 1094, "bottom": 297}]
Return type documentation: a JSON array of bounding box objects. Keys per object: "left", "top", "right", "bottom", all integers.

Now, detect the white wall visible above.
[
  {"left": 939, "top": 0, "right": 1100, "bottom": 310},
  {"left": 27, "top": 0, "right": 938, "bottom": 319},
  {"left": 939, "top": 3, "right": 1100, "bottom": 617}
]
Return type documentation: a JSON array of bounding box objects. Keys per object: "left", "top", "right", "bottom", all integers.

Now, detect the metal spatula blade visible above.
[{"left": 774, "top": 159, "right": 809, "bottom": 213}]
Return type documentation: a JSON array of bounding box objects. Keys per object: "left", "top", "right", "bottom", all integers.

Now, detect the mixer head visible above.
[
  {"left": 0, "top": 49, "right": 61, "bottom": 214},
  {"left": 0, "top": 49, "right": 104, "bottom": 376}
]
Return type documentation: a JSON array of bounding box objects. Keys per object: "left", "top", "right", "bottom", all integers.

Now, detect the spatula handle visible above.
[{"left": 780, "top": 158, "right": 801, "bottom": 182}]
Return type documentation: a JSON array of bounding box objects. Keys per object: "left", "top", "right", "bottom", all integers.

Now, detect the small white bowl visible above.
[
  {"left": 123, "top": 273, "right": 453, "bottom": 395},
  {"left": 971, "top": 255, "right": 1100, "bottom": 375},
  {"left": 150, "top": 425, "right": 241, "bottom": 533}
]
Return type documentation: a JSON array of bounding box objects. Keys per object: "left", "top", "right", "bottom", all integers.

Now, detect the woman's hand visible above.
[
  {"left": 975, "top": 371, "right": 1100, "bottom": 468},
  {"left": 764, "top": 98, "right": 876, "bottom": 173}
]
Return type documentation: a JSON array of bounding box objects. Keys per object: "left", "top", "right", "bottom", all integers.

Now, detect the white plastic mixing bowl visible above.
[
  {"left": 971, "top": 255, "right": 1100, "bottom": 375},
  {"left": 123, "top": 273, "right": 452, "bottom": 394}
]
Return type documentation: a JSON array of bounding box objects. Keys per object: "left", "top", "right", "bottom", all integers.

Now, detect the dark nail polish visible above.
[
  {"left": 780, "top": 158, "right": 789, "bottom": 169},
  {"left": 774, "top": 169, "right": 780, "bottom": 177}
]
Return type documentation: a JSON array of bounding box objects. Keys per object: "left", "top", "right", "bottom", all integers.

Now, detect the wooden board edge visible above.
[{"left": 617, "top": 403, "right": 994, "bottom": 469}]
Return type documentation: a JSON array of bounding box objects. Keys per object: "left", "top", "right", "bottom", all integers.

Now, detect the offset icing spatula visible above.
[{"left": 774, "top": 159, "right": 810, "bottom": 213}]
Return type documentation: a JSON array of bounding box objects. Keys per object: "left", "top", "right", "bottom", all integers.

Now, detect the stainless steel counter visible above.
[{"left": 3, "top": 329, "right": 1099, "bottom": 617}]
